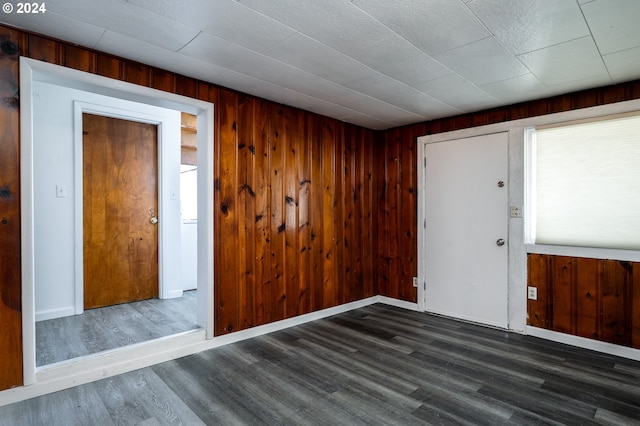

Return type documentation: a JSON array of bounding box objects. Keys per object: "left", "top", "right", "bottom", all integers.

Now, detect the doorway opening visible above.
[{"left": 21, "top": 57, "right": 214, "bottom": 384}]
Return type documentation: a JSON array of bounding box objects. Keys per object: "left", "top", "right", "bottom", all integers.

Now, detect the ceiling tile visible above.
[
  {"left": 215, "top": 69, "right": 396, "bottom": 129},
  {"left": 265, "top": 33, "right": 378, "bottom": 85},
  {"left": 0, "top": 12, "right": 105, "bottom": 48},
  {"left": 433, "top": 37, "right": 530, "bottom": 86},
  {"left": 415, "top": 74, "right": 503, "bottom": 112},
  {"left": 468, "top": 0, "right": 589, "bottom": 55},
  {"left": 95, "top": 31, "right": 227, "bottom": 84},
  {"left": 581, "top": 0, "right": 640, "bottom": 55},
  {"left": 237, "top": 0, "right": 394, "bottom": 55},
  {"left": 350, "top": 34, "right": 452, "bottom": 87},
  {"left": 40, "top": 0, "right": 199, "bottom": 52},
  {"left": 518, "top": 36, "right": 611, "bottom": 87},
  {"left": 352, "top": 0, "right": 491, "bottom": 55},
  {"left": 127, "top": 0, "right": 296, "bottom": 53},
  {"left": 603, "top": 47, "right": 640, "bottom": 83},
  {"left": 345, "top": 74, "right": 461, "bottom": 118},
  {"left": 480, "top": 74, "right": 552, "bottom": 104}
]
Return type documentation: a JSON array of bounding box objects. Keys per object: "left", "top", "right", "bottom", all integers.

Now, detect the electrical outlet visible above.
[
  {"left": 412, "top": 277, "right": 418, "bottom": 288},
  {"left": 527, "top": 286, "right": 537, "bottom": 300}
]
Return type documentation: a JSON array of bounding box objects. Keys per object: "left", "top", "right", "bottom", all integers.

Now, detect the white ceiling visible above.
[{"left": 3, "top": 0, "right": 640, "bottom": 129}]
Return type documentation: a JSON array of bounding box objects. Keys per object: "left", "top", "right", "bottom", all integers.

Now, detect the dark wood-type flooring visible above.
[
  {"left": 36, "top": 290, "right": 198, "bottom": 366},
  {"left": 4, "top": 304, "right": 640, "bottom": 425}
]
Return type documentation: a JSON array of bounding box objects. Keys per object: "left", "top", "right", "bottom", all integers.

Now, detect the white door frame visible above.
[{"left": 20, "top": 57, "right": 215, "bottom": 386}]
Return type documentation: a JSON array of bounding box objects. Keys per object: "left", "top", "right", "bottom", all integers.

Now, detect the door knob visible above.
[
  {"left": 496, "top": 238, "right": 505, "bottom": 246},
  {"left": 150, "top": 217, "right": 158, "bottom": 225}
]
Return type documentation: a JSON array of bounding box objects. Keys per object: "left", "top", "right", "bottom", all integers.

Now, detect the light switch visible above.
[{"left": 56, "top": 185, "right": 67, "bottom": 198}]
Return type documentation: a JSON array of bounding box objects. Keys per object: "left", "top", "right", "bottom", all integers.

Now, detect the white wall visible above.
[{"left": 33, "top": 80, "right": 182, "bottom": 321}]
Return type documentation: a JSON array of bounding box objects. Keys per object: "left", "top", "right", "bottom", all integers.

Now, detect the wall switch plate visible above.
[
  {"left": 527, "top": 286, "right": 537, "bottom": 300},
  {"left": 510, "top": 206, "right": 523, "bottom": 218},
  {"left": 412, "top": 277, "right": 418, "bottom": 288},
  {"left": 56, "top": 185, "right": 67, "bottom": 198}
]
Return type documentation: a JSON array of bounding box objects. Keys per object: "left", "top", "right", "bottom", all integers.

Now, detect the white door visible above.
[{"left": 423, "top": 132, "right": 508, "bottom": 328}]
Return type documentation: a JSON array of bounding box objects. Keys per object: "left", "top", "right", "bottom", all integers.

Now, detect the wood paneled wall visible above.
[
  {"left": 214, "top": 92, "right": 377, "bottom": 335},
  {"left": 0, "top": 27, "right": 24, "bottom": 391},
  {"left": 528, "top": 254, "right": 640, "bottom": 349}
]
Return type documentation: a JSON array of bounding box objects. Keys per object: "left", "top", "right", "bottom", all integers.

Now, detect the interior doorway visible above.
[{"left": 21, "top": 57, "right": 214, "bottom": 385}]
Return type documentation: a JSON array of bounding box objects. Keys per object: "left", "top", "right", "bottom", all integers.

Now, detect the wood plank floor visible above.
[
  {"left": 4, "top": 304, "right": 640, "bottom": 425},
  {"left": 36, "top": 290, "right": 198, "bottom": 366}
]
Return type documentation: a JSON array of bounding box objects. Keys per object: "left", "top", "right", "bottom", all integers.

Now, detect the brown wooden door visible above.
[{"left": 83, "top": 113, "right": 159, "bottom": 309}]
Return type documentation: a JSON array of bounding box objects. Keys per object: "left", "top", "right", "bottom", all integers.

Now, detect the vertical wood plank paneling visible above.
[
  {"left": 527, "top": 254, "right": 550, "bottom": 328},
  {"left": 283, "top": 106, "right": 299, "bottom": 317},
  {"left": 399, "top": 127, "right": 416, "bottom": 302},
  {"left": 334, "top": 122, "right": 345, "bottom": 304},
  {"left": 575, "top": 257, "right": 601, "bottom": 340},
  {"left": 321, "top": 118, "right": 338, "bottom": 308},
  {"left": 175, "top": 75, "right": 196, "bottom": 98},
  {"left": 62, "top": 44, "right": 94, "bottom": 73},
  {"left": 253, "top": 98, "right": 270, "bottom": 325},
  {"left": 27, "top": 34, "right": 59, "bottom": 63},
  {"left": 237, "top": 95, "right": 255, "bottom": 330},
  {"left": 269, "top": 107, "right": 286, "bottom": 322},
  {"left": 375, "top": 135, "right": 389, "bottom": 296},
  {"left": 550, "top": 256, "right": 575, "bottom": 334},
  {"left": 123, "top": 62, "right": 150, "bottom": 87},
  {"left": 309, "top": 116, "right": 324, "bottom": 312},
  {"left": 96, "top": 53, "right": 122, "bottom": 80},
  {"left": 386, "top": 130, "right": 401, "bottom": 299},
  {"left": 364, "top": 131, "right": 376, "bottom": 297},
  {"left": 602, "top": 260, "right": 631, "bottom": 346},
  {"left": 0, "top": 26, "right": 23, "bottom": 390},
  {"left": 215, "top": 89, "right": 239, "bottom": 334},
  {"left": 297, "top": 112, "right": 311, "bottom": 315},
  {"left": 150, "top": 68, "right": 175, "bottom": 93},
  {"left": 528, "top": 254, "right": 639, "bottom": 348},
  {"left": 343, "top": 125, "right": 357, "bottom": 302}
]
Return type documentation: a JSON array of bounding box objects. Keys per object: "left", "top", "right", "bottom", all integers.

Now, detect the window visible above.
[{"left": 525, "top": 112, "right": 640, "bottom": 250}]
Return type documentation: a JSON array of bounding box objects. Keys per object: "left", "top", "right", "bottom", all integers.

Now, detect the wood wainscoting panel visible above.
[{"left": 527, "top": 253, "right": 639, "bottom": 349}]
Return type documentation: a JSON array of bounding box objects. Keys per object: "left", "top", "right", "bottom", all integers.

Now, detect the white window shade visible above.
[{"left": 534, "top": 113, "right": 640, "bottom": 250}]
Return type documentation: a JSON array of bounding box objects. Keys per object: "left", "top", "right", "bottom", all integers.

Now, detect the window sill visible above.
[{"left": 525, "top": 244, "right": 640, "bottom": 262}]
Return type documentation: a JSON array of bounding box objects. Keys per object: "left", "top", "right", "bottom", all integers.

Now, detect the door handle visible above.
[
  {"left": 496, "top": 238, "right": 505, "bottom": 246},
  {"left": 150, "top": 217, "right": 158, "bottom": 225}
]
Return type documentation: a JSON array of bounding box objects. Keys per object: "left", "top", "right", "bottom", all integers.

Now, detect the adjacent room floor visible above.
[
  {"left": 4, "top": 303, "right": 640, "bottom": 424},
  {"left": 35, "top": 290, "right": 198, "bottom": 366}
]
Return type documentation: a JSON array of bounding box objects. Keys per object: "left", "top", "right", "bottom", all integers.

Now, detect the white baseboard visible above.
[
  {"left": 35, "top": 307, "right": 75, "bottom": 322},
  {"left": 2, "top": 295, "right": 420, "bottom": 406},
  {"left": 161, "top": 289, "right": 184, "bottom": 300},
  {"left": 527, "top": 326, "right": 640, "bottom": 361},
  {"left": 377, "top": 296, "right": 420, "bottom": 311}
]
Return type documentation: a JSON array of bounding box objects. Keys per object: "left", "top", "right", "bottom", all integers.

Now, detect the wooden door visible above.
[
  {"left": 423, "top": 132, "right": 509, "bottom": 328},
  {"left": 83, "top": 113, "right": 159, "bottom": 309}
]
